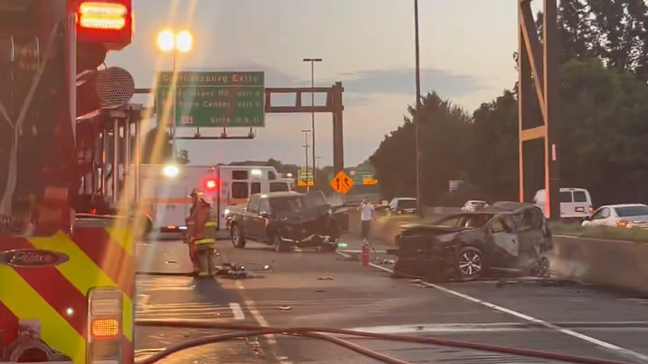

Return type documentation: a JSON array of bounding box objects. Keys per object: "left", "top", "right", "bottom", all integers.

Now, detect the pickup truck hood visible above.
[{"left": 275, "top": 204, "right": 330, "bottom": 224}]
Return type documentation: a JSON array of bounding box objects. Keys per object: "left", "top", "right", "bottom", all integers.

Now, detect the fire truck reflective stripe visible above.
[
  {"left": 8, "top": 237, "right": 88, "bottom": 335},
  {"left": 72, "top": 227, "right": 135, "bottom": 296},
  {"left": 106, "top": 225, "right": 136, "bottom": 257},
  {"left": 0, "top": 266, "right": 85, "bottom": 363},
  {"left": 28, "top": 232, "right": 134, "bottom": 341},
  {"left": 0, "top": 300, "right": 19, "bottom": 348},
  {"left": 70, "top": 226, "right": 135, "bottom": 341}
]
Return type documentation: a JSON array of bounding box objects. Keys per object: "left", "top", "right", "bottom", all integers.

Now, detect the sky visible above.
[{"left": 107, "top": 0, "right": 543, "bottom": 168}]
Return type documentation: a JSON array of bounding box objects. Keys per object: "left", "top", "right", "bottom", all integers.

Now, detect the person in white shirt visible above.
[{"left": 357, "top": 198, "right": 375, "bottom": 242}]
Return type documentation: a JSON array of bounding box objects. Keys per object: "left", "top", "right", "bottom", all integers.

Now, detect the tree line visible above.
[{"left": 370, "top": 0, "right": 648, "bottom": 207}]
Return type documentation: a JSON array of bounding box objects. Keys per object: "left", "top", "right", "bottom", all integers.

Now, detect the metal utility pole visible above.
[
  {"left": 303, "top": 58, "right": 322, "bottom": 187},
  {"left": 414, "top": 0, "right": 423, "bottom": 218},
  {"left": 301, "top": 129, "right": 311, "bottom": 191},
  {"left": 171, "top": 51, "right": 177, "bottom": 161}
]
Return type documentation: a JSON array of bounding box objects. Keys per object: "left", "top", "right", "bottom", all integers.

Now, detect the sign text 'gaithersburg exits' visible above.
[{"left": 155, "top": 71, "right": 265, "bottom": 128}]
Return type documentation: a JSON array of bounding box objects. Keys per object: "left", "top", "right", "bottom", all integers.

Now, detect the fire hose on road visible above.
[{"left": 135, "top": 320, "right": 637, "bottom": 364}]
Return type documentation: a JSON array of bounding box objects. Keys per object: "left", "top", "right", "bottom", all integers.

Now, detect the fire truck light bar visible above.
[{"left": 79, "top": 2, "right": 127, "bottom": 30}]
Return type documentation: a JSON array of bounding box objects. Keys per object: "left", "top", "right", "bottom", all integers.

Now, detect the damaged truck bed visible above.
[{"left": 388, "top": 201, "right": 554, "bottom": 282}]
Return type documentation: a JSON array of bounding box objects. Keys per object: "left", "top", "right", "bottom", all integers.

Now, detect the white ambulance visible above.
[{"left": 134, "top": 164, "right": 292, "bottom": 235}]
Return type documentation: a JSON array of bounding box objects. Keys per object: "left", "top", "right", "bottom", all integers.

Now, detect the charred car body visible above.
[
  {"left": 228, "top": 191, "right": 342, "bottom": 252},
  {"left": 388, "top": 202, "right": 553, "bottom": 281}
]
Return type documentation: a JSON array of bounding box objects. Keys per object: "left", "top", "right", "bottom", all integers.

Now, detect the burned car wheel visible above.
[
  {"left": 455, "top": 246, "right": 483, "bottom": 281},
  {"left": 231, "top": 225, "right": 246, "bottom": 249},
  {"left": 531, "top": 256, "right": 551, "bottom": 277},
  {"left": 273, "top": 236, "right": 290, "bottom": 253}
]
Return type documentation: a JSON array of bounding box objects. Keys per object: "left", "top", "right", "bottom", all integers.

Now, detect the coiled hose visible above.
[{"left": 135, "top": 320, "right": 636, "bottom": 364}]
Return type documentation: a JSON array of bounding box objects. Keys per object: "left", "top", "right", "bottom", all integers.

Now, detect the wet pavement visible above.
[
  {"left": 132, "top": 234, "right": 648, "bottom": 364},
  {"left": 135, "top": 238, "right": 269, "bottom": 364}
]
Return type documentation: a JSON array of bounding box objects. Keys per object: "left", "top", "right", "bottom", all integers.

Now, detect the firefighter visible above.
[{"left": 186, "top": 188, "right": 211, "bottom": 274}]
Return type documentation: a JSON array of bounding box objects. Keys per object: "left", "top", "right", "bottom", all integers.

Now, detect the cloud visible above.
[
  {"left": 179, "top": 64, "right": 482, "bottom": 107},
  {"left": 337, "top": 68, "right": 484, "bottom": 99}
]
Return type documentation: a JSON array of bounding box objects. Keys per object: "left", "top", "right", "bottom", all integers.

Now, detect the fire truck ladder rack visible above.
[{"left": 77, "top": 103, "right": 145, "bottom": 213}]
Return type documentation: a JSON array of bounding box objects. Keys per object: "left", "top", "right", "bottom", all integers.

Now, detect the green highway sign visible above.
[
  {"left": 350, "top": 170, "right": 378, "bottom": 185},
  {"left": 155, "top": 71, "right": 265, "bottom": 128},
  {"left": 298, "top": 167, "right": 314, "bottom": 187}
]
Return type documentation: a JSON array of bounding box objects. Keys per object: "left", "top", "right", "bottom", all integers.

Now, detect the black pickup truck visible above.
[{"left": 227, "top": 191, "right": 341, "bottom": 252}]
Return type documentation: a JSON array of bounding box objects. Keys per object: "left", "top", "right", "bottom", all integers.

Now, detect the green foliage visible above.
[{"left": 369, "top": 1, "right": 648, "bottom": 207}]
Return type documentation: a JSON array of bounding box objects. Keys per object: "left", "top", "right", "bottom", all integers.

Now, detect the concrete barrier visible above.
[
  {"left": 551, "top": 236, "right": 648, "bottom": 293},
  {"left": 348, "top": 211, "right": 648, "bottom": 295}
]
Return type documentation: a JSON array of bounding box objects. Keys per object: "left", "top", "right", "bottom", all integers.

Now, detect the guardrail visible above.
[{"left": 346, "top": 211, "right": 648, "bottom": 295}]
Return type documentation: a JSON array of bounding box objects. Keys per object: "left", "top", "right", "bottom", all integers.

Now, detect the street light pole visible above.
[
  {"left": 301, "top": 129, "right": 311, "bottom": 191},
  {"left": 157, "top": 29, "right": 193, "bottom": 165},
  {"left": 171, "top": 50, "right": 177, "bottom": 162},
  {"left": 414, "top": 0, "right": 423, "bottom": 217},
  {"left": 303, "top": 58, "right": 322, "bottom": 188}
]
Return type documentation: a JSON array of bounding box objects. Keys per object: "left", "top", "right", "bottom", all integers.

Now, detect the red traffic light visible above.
[{"left": 205, "top": 179, "right": 217, "bottom": 190}]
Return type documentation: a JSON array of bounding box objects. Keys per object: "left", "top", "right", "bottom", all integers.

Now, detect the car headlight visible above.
[{"left": 224, "top": 209, "right": 230, "bottom": 216}]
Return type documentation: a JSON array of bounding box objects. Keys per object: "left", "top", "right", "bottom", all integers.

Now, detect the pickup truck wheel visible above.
[
  {"left": 273, "top": 236, "right": 290, "bottom": 253},
  {"left": 231, "top": 225, "right": 246, "bottom": 249}
]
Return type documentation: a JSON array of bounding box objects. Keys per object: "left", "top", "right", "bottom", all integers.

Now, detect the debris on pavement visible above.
[
  {"left": 315, "top": 289, "right": 325, "bottom": 292},
  {"left": 215, "top": 262, "right": 266, "bottom": 279},
  {"left": 278, "top": 306, "right": 291, "bottom": 311},
  {"left": 409, "top": 278, "right": 432, "bottom": 288},
  {"left": 378, "top": 259, "right": 394, "bottom": 265},
  {"left": 318, "top": 276, "right": 333, "bottom": 280},
  {"left": 339, "top": 254, "right": 360, "bottom": 262}
]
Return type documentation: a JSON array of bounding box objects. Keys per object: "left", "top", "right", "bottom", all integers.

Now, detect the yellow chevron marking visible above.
[{"left": 0, "top": 266, "right": 85, "bottom": 362}]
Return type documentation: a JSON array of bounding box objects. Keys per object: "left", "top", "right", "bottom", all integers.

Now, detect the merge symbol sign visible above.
[{"left": 330, "top": 171, "right": 354, "bottom": 194}]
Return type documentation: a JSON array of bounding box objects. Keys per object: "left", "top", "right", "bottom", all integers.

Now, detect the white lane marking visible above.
[
  {"left": 348, "top": 322, "right": 531, "bottom": 334},
  {"left": 348, "top": 258, "right": 648, "bottom": 363},
  {"left": 137, "top": 294, "right": 151, "bottom": 313},
  {"left": 345, "top": 322, "right": 648, "bottom": 334},
  {"left": 234, "top": 281, "right": 292, "bottom": 364},
  {"left": 230, "top": 302, "right": 245, "bottom": 320}
]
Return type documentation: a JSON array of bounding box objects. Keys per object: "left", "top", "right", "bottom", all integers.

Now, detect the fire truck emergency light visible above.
[
  {"left": 78, "top": 2, "right": 127, "bottom": 30},
  {"left": 205, "top": 179, "right": 217, "bottom": 190},
  {"left": 76, "top": 0, "right": 133, "bottom": 50}
]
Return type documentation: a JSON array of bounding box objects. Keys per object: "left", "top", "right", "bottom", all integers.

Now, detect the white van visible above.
[{"left": 533, "top": 188, "right": 593, "bottom": 219}]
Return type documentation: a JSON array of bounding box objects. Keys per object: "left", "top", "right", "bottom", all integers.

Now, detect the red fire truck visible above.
[{"left": 0, "top": 1, "right": 137, "bottom": 363}]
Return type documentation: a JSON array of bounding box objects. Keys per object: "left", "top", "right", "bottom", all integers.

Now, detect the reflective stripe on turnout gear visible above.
[{"left": 0, "top": 224, "right": 135, "bottom": 364}]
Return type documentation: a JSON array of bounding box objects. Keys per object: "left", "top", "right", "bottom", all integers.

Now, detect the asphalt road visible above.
[{"left": 134, "top": 234, "right": 648, "bottom": 364}]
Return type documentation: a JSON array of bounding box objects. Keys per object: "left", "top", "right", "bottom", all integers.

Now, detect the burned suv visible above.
[
  {"left": 388, "top": 202, "right": 553, "bottom": 281},
  {"left": 228, "top": 191, "right": 342, "bottom": 252}
]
